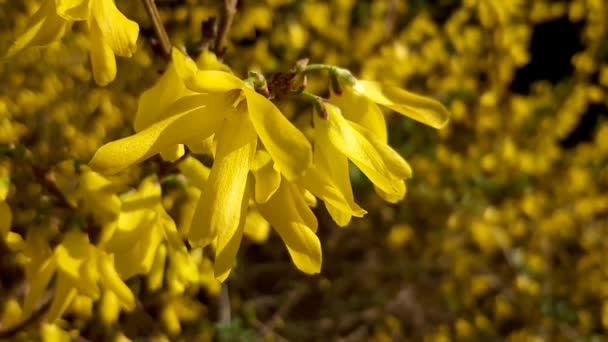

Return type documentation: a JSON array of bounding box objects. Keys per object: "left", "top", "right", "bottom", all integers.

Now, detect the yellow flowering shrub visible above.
[{"left": 1, "top": 0, "right": 607, "bottom": 340}]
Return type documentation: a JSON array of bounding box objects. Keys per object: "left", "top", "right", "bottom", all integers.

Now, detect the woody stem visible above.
[{"left": 142, "top": 0, "right": 172, "bottom": 57}]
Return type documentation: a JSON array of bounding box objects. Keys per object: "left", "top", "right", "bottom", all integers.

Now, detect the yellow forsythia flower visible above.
[{"left": 7, "top": 0, "right": 139, "bottom": 86}]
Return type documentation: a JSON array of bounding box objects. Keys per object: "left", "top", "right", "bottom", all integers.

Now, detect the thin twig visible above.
[
  {"left": 218, "top": 283, "right": 231, "bottom": 323},
  {"left": 0, "top": 290, "right": 53, "bottom": 338},
  {"left": 142, "top": 0, "right": 172, "bottom": 57},
  {"left": 213, "top": 0, "right": 238, "bottom": 58}
]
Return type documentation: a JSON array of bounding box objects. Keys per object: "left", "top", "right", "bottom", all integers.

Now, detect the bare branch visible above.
[
  {"left": 213, "top": 0, "right": 238, "bottom": 58},
  {"left": 142, "top": 0, "right": 172, "bottom": 57}
]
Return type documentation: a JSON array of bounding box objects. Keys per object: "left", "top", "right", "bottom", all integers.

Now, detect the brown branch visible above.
[
  {"left": 218, "top": 283, "right": 231, "bottom": 323},
  {"left": 142, "top": 0, "right": 172, "bottom": 57},
  {"left": 213, "top": 0, "right": 238, "bottom": 58},
  {"left": 0, "top": 290, "right": 53, "bottom": 338}
]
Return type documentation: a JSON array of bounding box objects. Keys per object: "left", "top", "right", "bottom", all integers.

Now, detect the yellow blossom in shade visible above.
[
  {"left": 243, "top": 208, "right": 271, "bottom": 243},
  {"left": 20, "top": 230, "right": 135, "bottom": 323},
  {"left": 312, "top": 102, "right": 413, "bottom": 203},
  {"left": 7, "top": 0, "right": 138, "bottom": 86},
  {"left": 105, "top": 176, "right": 169, "bottom": 279}
]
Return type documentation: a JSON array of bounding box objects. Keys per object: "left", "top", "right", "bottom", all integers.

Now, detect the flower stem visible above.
[
  {"left": 214, "top": 0, "right": 239, "bottom": 58},
  {"left": 142, "top": 0, "right": 172, "bottom": 57},
  {"left": 302, "top": 64, "right": 357, "bottom": 86}
]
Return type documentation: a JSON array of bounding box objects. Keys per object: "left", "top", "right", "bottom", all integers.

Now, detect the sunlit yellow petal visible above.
[
  {"left": 331, "top": 88, "right": 387, "bottom": 142},
  {"left": 90, "top": 94, "right": 229, "bottom": 174},
  {"left": 374, "top": 182, "right": 406, "bottom": 204},
  {"left": 188, "top": 110, "right": 257, "bottom": 247},
  {"left": 350, "top": 122, "right": 412, "bottom": 179},
  {"left": 245, "top": 88, "right": 312, "bottom": 180},
  {"left": 6, "top": 0, "right": 70, "bottom": 57},
  {"left": 56, "top": 0, "right": 91, "bottom": 20},
  {"left": 91, "top": 0, "right": 138, "bottom": 57},
  {"left": 316, "top": 102, "right": 403, "bottom": 199},
  {"left": 355, "top": 81, "right": 450, "bottom": 129},
  {"left": 196, "top": 49, "right": 233, "bottom": 72},
  {"left": 251, "top": 150, "right": 281, "bottom": 204},
  {"left": 314, "top": 129, "right": 366, "bottom": 225},
  {"left": 299, "top": 166, "right": 365, "bottom": 227},
  {"left": 135, "top": 52, "right": 196, "bottom": 132},
  {"left": 258, "top": 182, "right": 321, "bottom": 274},
  {"left": 214, "top": 176, "right": 250, "bottom": 282},
  {"left": 88, "top": 19, "right": 116, "bottom": 86},
  {"left": 184, "top": 70, "right": 244, "bottom": 93},
  {"left": 287, "top": 183, "right": 318, "bottom": 233},
  {"left": 160, "top": 144, "right": 185, "bottom": 162}
]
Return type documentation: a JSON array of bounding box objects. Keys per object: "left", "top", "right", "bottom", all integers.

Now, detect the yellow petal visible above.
[
  {"left": 6, "top": 0, "right": 71, "bottom": 57},
  {"left": 135, "top": 70, "right": 191, "bottom": 131},
  {"left": 188, "top": 110, "right": 257, "bottom": 247},
  {"left": 147, "top": 243, "right": 166, "bottom": 291},
  {"left": 245, "top": 88, "right": 312, "bottom": 180},
  {"left": 258, "top": 182, "right": 321, "bottom": 274},
  {"left": 315, "top": 103, "right": 404, "bottom": 201},
  {"left": 287, "top": 183, "right": 318, "bottom": 233},
  {"left": 350, "top": 121, "right": 412, "bottom": 179},
  {"left": 251, "top": 150, "right": 281, "bottom": 204},
  {"left": 299, "top": 166, "right": 364, "bottom": 227},
  {"left": 184, "top": 70, "right": 244, "bottom": 93},
  {"left": 54, "top": 231, "right": 99, "bottom": 297},
  {"left": 160, "top": 144, "right": 185, "bottom": 162},
  {"left": 177, "top": 156, "right": 211, "bottom": 189},
  {"left": 196, "top": 49, "right": 233, "bottom": 72},
  {"left": 99, "top": 289, "right": 120, "bottom": 324},
  {"left": 88, "top": 18, "right": 116, "bottom": 86},
  {"left": 314, "top": 130, "right": 366, "bottom": 226},
  {"left": 98, "top": 252, "right": 135, "bottom": 311},
  {"left": 331, "top": 88, "right": 387, "bottom": 142},
  {"left": 172, "top": 48, "right": 199, "bottom": 79},
  {"left": 91, "top": 0, "right": 138, "bottom": 57},
  {"left": 56, "top": 0, "right": 91, "bottom": 20},
  {"left": 243, "top": 209, "right": 271, "bottom": 243},
  {"left": 355, "top": 80, "right": 450, "bottom": 129},
  {"left": 374, "top": 182, "right": 406, "bottom": 203},
  {"left": 90, "top": 94, "right": 229, "bottom": 175},
  {"left": 41, "top": 323, "right": 72, "bottom": 342},
  {"left": 214, "top": 176, "right": 250, "bottom": 282},
  {"left": 45, "top": 274, "right": 78, "bottom": 322}
]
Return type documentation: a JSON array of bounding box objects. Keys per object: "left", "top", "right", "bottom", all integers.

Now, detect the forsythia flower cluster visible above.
[
  {"left": 89, "top": 48, "right": 449, "bottom": 281},
  {"left": 3, "top": 0, "right": 608, "bottom": 340}
]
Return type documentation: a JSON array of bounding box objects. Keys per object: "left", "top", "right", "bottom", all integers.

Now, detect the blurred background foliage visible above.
[{"left": 1, "top": 0, "right": 608, "bottom": 341}]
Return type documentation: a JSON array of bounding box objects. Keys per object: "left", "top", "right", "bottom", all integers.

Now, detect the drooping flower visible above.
[
  {"left": 90, "top": 48, "right": 313, "bottom": 261},
  {"left": 7, "top": 0, "right": 139, "bottom": 86},
  {"left": 331, "top": 79, "right": 451, "bottom": 139},
  {"left": 310, "top": 102, "right": 414, "bottom": 207}
]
